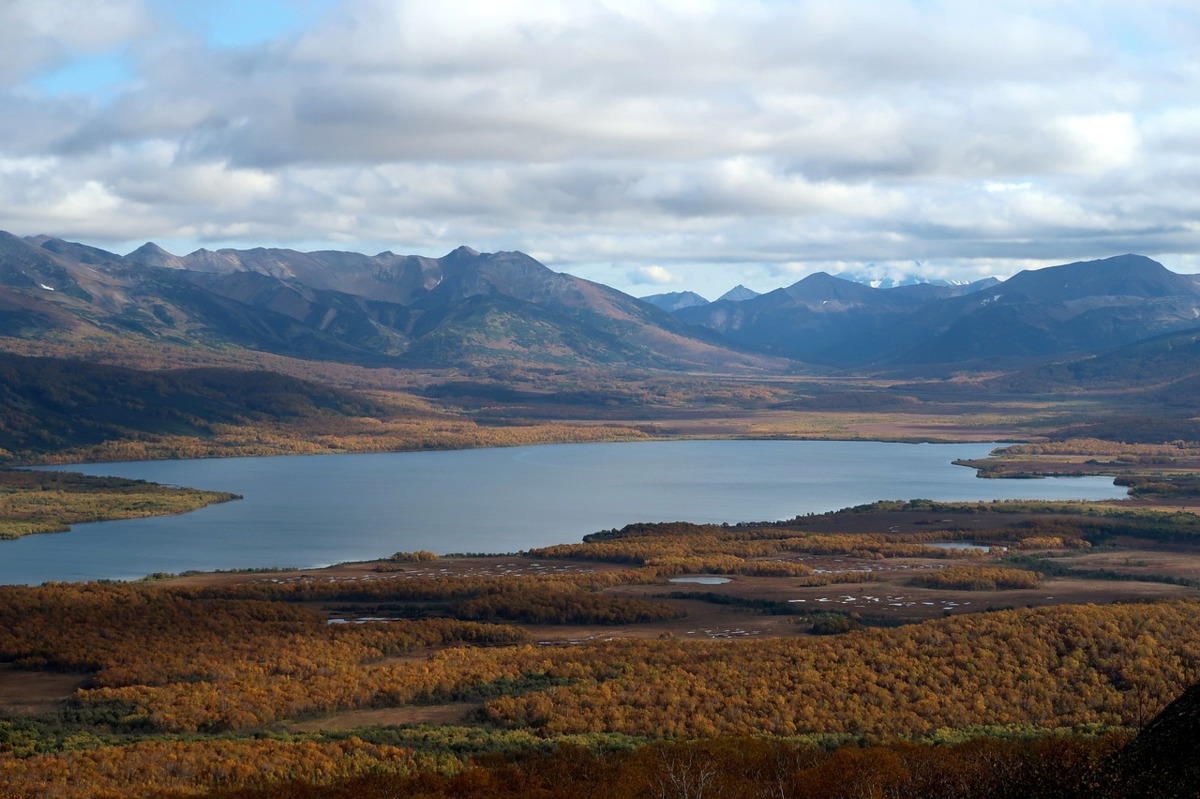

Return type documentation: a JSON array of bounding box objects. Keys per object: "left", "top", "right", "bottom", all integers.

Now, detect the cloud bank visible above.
[{"left": 2, "top": 0, "right": 1199, "bottom": 296}]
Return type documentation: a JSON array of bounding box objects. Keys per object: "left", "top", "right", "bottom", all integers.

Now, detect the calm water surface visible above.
[
  {"left": 2, "top": 440, "right": 1123, "bottom": 584},
  {"left": 669, "top": 576, "right": 734, "bottom": 585}
]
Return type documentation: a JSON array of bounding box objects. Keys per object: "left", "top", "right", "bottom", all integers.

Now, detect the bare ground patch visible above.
[
  {"left": 286, "top": 703, "right": 480, "bottom": 732},
  {"left": 1055, "top": 546, "right": 1200, "bottom": 582},
  {"left": 157, "top": 509, "right": 1200, "bottom": 642},
  {"left": 164, "top": 556, "right": 610, "bottom": 590},
  {"left": 611, "top": 565, "right": 1199, "bottom": 628},
  {"left": 0, "top": 664, "right": 86, "bottom": 716}
]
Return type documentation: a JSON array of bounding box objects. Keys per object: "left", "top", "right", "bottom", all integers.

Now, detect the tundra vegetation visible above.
[
  {"left": 1, "top": 262, "right": 1199, "bottom": 795},
  {"left": 2, "top": 491, "right": 1200, "bottom": 797},
  {"left": 0, "top": 470, "right": 238, "bottom": 540}
]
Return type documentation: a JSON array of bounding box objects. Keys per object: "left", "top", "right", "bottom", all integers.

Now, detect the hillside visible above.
[
  {"left": 0, "top": 234, "right": 776, "bottom": 373},
  {"left": 677, "top": 254, "right": 1200, "bottom": 369},
  {"left": 0, "top": 353, "right": 390, "bottom": 458},
  {"left": 1115, "top": 681, "right": 1200, "bottom": 795},
  {"left": 3, "top": 233, "right": 1199, "bottom": 377},
  {"left": 983, "top": 327, "right": 1200, "bottom": 395},
  {"left": 676, "top": 271, "right": 966, "bottom": 365},
  {"left": 892, "top": 254, "right": 1200, "bottom": 365},
  {"left": 640, "top": 290, "right": 709, "bottom": 312}
]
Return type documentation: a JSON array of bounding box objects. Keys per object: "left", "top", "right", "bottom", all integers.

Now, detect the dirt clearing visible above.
[{"left": 0, "top": 664, "right": 86, "bottom": 716}]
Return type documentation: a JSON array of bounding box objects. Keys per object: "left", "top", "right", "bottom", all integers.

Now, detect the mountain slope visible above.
[
  {"left": 1000, "top": 254, "right": 1198, "bottom": 301},
  {"left": 717, "top": 284, "right": 760, "bottom": 302},
  {"left": 983, "top": 327, "right": 1200, "bottom": 394},
  {"left": 677, "top": 271, "right": 948, "bottom": 365},
  {"left": 0, "top": 234, "right": 775, "bottom": 372},
  {"left": 5, "top": 234, "right": 1198, "bottom": 374},
  {"left": 640, "top": 291, "right": 709, "bottom": 312},
  {"left": 895, "top": 255, "right": 1200, "bottom": 364},
  {"left": 0, "top": 353, "right": 389, "bottom": 457},
  {"left": 1114, "top": 681, "right": 1200, "bottom": 795},
  {"left": 678, "top": 255, "right": 1200, "bottom": 369}
]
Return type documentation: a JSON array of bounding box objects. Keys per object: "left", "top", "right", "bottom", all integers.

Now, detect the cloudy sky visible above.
[{"left": 2, "top": 0, "right": 1199, "bottom": 298}]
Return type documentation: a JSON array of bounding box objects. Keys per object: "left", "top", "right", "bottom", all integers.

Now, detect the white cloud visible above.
[
  {"left": 0, "top": 0, "right": 1198, "bottom": 298},
  {"left": 629, "top": 265, "right": 684, "bottom": 286},
  {"left": 1050, "top": 113, "right": 1141, "bottom": 173}
]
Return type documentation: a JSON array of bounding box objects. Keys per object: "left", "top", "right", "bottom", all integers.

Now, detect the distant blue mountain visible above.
[
  {"left": 717, "top": 284, "right": 760, "bottom": 302},
  {"left": 678, "top": 255, "right": 1200, "bottom": 367},
  {"left": 640, "top": 290, "right": 710, "bottom": 312}
]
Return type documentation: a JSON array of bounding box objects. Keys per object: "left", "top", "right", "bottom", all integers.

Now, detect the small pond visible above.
[{"left": 925, "top": 542, "right": 1007, "bottom": 552}]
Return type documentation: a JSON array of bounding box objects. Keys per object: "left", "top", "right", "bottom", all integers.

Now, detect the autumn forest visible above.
[
  {"left": 3, "top": 490, "right": 1200, "bottom": 797},
  {"left": 2, "top": 280, "right": 1200, "bottom": 797}
]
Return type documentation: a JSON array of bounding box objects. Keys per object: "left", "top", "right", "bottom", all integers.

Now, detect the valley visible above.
[
  {"left": 1, "top": 233, "right": 1198, "bottom": 479},
  {"left": 1, "top": 234, "right": 1199, "bottom": 797}
]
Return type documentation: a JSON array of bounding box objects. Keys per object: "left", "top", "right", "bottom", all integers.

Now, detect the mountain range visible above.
[
  {"left": 641, "top": 284, "right": 762, "bottom": 311},
  {"left": 0, "top": 233, "right": 767, "bottom": 372},
  {"left": 1, "top": 232, "right": 1199, "bottom": 377},
  {"left": 676, "top": 254, "right": 1200, "bottom": 368}
]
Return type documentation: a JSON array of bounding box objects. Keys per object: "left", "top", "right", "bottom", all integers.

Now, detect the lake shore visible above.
[
  {"left": 6, "top": 441, "right": 1125, "bottom": 584},
  {"left": 159, "top": 519, "right": 1200, "bottom": 638}
]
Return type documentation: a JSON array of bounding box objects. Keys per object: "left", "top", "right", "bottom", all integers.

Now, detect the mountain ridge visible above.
[
  {"left": 640, "top": 290, "right": 710, "bottom": 312},
  {"left": 2, "top": 233, "right": 1198, "bottom": 375},
  {"left": 677, "top": 253, "right": 1200, "bottom": 368},
  {"left": 0, "top": 233, "right": 778, "bottom": 373}
]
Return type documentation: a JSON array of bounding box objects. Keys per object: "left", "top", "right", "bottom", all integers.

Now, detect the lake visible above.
[{"left": 2, "top": 440, "right": 1124, "bottom": 585}]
